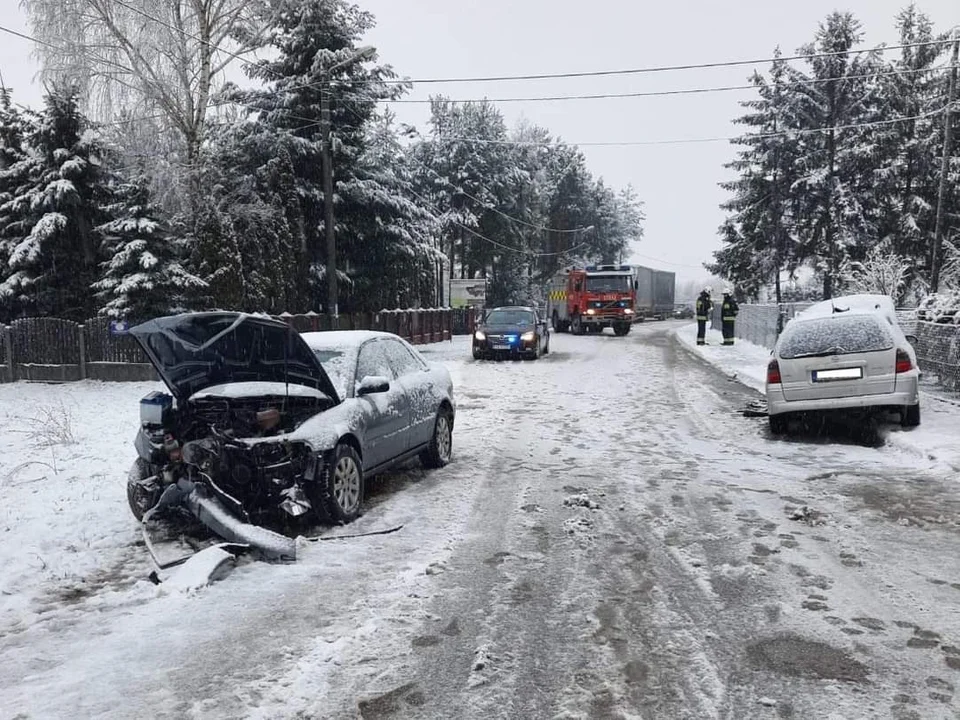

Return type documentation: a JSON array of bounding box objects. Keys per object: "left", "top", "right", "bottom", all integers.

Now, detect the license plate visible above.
[
  {"left": 493, "top": 344, "right": 510, "bottom": 350},
  {"left": 813, "top": 367, "right": 862, "bottom": 382}
]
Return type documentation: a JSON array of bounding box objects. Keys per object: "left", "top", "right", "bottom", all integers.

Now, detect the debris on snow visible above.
[
  {"left": 162, "top": 546, "right": 236, "bottom": 592},
  {"left": 563, "top": 493, "right": 601, "bottom": 510},
  {"left": 758, "top": 697, "right": 778, "bottom": 707},
  {"left": 788, "top": 506, "right": 825, "bottom": 525},
  {"left": 472, "top": 644, "right": 491, "bottom": 671}
]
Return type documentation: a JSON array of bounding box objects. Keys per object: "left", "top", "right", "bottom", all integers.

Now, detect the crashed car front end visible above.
[{"left": 126, "top": 313, "right": 343, "bottom": 565}]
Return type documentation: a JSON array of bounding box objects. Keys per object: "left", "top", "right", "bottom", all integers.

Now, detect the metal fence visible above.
[
  {"left": 0, "top": 308, "right": 463, "bottom": 384},
  {"left": 714, "top": 303, "right": 960, "bottom": 392}
]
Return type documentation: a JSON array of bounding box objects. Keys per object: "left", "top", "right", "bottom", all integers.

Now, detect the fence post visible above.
[
  {"left": 3, "top": 325, "right": 12, "bottom": 382},
  {"left": 78, "top": 324, "right": 87, "bottom": 380}
]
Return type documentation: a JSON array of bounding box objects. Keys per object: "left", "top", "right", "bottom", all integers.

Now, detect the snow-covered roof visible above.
[
  {"left": 301, "top": 330, "right": 393, "bottom": 350},
  {"left": 796, "top": 294, "right": 895, "bottom": 321}
]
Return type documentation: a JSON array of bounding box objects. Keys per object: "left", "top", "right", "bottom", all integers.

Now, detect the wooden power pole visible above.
[{"left": 931, "top": 33, "right": 959, "bottom": 293}]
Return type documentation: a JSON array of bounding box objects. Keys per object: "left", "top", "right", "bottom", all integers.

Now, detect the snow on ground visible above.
[
  {"left": 0, "top": 380, "right": 165, "bottom": 622},
  {"left": 676, "top": 322, "right": 960, "bottom": 471},
  {"left": 2, "top": 329, "right": 960, "bottom": 719}
]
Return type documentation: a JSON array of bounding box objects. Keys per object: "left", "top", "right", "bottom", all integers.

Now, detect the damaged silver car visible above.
[{"left": 126, "top": 312, "right": 456, "bottom": 566}]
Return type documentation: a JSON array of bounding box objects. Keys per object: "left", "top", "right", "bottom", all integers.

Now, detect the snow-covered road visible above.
[{"left": 2, "top": 322, "right": 959, "bottom": 719}]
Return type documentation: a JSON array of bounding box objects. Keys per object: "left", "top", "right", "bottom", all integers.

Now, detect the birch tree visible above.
[{"left": 22, "top": 0, "right": 275, "bottom": 165}]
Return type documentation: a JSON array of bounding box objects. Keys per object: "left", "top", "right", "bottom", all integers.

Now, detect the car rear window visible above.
[{"left": 779, "top": 315, "right": 894, "bottom": 359}]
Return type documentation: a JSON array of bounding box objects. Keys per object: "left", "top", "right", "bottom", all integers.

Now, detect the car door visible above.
[
  {"left": 380, "top": 338, "right": 435, "bottom": 449},
  {"left": 355, "top": 339, "right": 411, "bottom": 470}
]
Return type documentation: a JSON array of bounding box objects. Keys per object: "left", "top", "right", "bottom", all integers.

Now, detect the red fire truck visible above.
[{"left": 546, "top": 265, "right": 637, "bottom": 336}]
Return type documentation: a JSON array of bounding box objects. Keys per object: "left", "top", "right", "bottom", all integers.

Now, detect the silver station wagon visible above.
[{"left": 765, "top": 295, "right": 920, "bottom": 434}]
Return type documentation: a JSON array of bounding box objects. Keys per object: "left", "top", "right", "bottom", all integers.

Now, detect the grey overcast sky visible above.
[{"left": 1, "top": 0, "right": 958, "bottom": 281}]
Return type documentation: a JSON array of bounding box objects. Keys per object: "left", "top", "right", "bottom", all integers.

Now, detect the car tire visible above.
[
  {"left": 769, "top": 414, "right": 790, "bottom": 436},
  {"left": 318, "top": 444, "right": 364, "bottom": 523},
  {"left": 613, "top": 323, "right": 630, "bottom": 336},
  {"left": 544, "top": 337, "right": 550, "bottom": 355},
  {"left": 901, "top": 403, "right": 921, "bottom": 428},
  {"left": 552, "top": 311, "right": 563, "bottom": 334},
  {"left": 127, "top": 457, "right": 161, "bottom": 521},
  {"left": 571, "top": 314, "right": 584, "bottom": 335},
  {"left": 472, "top": 347, "right": 483, "bottom": 360},
  {"left": 421, "top": 406, "right": 454, "bottom": 469}
]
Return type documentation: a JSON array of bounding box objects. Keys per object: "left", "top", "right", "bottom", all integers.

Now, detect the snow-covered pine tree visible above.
[
  {"left": 786, "top": 12, "right": 882, "bottom": 299},
  {"left": 93, "top": 170, "right": 204, "bottom": 320},
  {"left": 339, "top": 111, "right": 440, "bottom": 310},
  {"left": 414, "top": 98, "right": 515, "bottom": 285},
  {"left": 540, "top": 141, "right": 599, "bottom": 276},
  {"left": 0, "top": 84, "right": 106, "bottom": 320},
  {"left": 862, "top": 5, "right": 946, "bottom": 296},
  {"left": 238, "top": 0, "right": 406, "bottom": 313},
  {"left": 0, "top": 87, "right": 35, "bottom": 322},
  {"left": 714, "top": 51, "right": 801, "bottom": 301}
]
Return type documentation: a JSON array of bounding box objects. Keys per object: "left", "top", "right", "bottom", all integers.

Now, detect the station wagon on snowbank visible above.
[{"left": 765, "top": 295, "right": 920, "bottom": 435}]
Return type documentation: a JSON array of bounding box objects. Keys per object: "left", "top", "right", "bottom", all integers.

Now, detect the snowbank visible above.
[{"left": 675, "top": 323, "right": 771, "bottom": 392}]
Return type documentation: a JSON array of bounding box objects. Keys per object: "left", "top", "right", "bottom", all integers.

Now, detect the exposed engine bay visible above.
[{"left": 129, "top": 388, "right": 335, "bottom": 566}]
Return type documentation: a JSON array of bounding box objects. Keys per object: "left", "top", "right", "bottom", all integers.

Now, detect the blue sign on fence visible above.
[{"left": 109, "top": 320, "right": 130, "bottom": 336}]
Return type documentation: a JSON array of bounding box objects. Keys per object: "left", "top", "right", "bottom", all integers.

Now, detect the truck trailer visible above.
[{"left": 633, "top": 266, "right": 676, "bottom": 320}]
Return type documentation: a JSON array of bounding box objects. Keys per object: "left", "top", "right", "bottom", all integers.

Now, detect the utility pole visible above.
[
  {"left": 319, "top": 46, "right": 376, "bottom": 326},
  {"left": 320, "top": 85, "right": 336, "bottom": 320},
  {"left": 931, "top": 33, "right": 959, "bottom": 293}
]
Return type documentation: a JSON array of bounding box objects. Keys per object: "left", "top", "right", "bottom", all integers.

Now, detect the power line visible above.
[
  {"left": 360, "top": 66, "right": 943, "bottom": 104},
  {"left": 369, "top": 38, "right": 956, "bottom": 86},
  {"left": 406, "top": 183, "right": 592, "bottom": 258},
  {"left": 425, "top": 103, "right": 950, "bottom": 148},
  {"left": 0, "top": 22, "right": 60, "bottom": 49}
]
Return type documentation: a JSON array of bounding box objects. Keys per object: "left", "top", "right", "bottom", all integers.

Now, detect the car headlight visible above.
[
  {"left": 624, "top": 308, "right": 634, "bottom": 314},
  {"left": 474, "top": 331, "right": 486, "bottom": 341},
  {"left": 586, "top": 309, "right": 596, "bottom": 315},
  {"left": 521, "top": 331, "right": 535, "bottom": 342}
]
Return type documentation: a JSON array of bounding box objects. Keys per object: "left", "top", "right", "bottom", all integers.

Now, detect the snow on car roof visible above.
[
  {"left": 301, "top": 330, "right": 394, "bottom": 349},
  {"left": 797, "top": 294, "right": 895, "bottom": 320}
]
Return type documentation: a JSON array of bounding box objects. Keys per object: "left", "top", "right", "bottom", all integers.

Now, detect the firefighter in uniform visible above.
[
  {"left": 721, "top": 288, "right": 739, "bottom": 346},
  {"left": 695, "top": 287, "right": 712, "bottom": 345}
]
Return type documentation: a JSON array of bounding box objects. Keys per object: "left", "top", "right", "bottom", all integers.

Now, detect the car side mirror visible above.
[
  {"left": 905, "top": 334, "right": 918, "bottom": 346},
  {"left": 357, "top": 375, "right": 390, "bottom": 396}
]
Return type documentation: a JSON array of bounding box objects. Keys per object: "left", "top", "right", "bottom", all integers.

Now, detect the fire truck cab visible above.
[{"left": 546, "top": 265, "right": 637, "bottom": 336}]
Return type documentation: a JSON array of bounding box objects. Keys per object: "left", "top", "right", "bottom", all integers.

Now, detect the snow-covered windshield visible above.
[
  {"left": 485, "top": 309, "right": 534, "bottom": 326},
  {"left": 779, "top": 315, "right": 894, "bottom": 359},
  {"left": 312, "top": 349, "right": 355, "bottom": 399},
  {"left": 586, "top": 275, "right": 632, "bottom": 293}
]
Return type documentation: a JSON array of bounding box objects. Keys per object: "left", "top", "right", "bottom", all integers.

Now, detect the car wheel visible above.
[
  {"left": 472, "top": 347, "right": 483, "bottom": 360},
  {"left": 769, "top": 414, "right": 790, "bottom": 436},
  {"left": 421, "top": 406, "right": 454, "bottom": 469},
  {"left": 613, "top": 323, "right": 630, "bottom": 336},
  {"left": 901, "top": 403, "right": 921, "bottom": 427},
  {"left": 127, "top": 457, "right": 161, "bottom": 521},
  {"left": 318, "top": 444, "right": 364, "bottom": 523},
  {"left": 552, "top": 311, "right": 563, "bottom": 334},
  {"left": 544, "top": 337, "right": 550, "bottom": 355},
  {"left": 571, "top": 314, "right": 584, "bottom": 335}
]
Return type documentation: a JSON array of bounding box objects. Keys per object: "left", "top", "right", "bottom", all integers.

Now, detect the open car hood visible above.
[{"left": 130, "top": 312, "right": 340, "bottom": 403}]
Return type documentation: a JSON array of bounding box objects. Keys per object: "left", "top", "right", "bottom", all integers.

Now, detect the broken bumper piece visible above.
[{"left": 143, "top": 481, "right": 297, "bottom": 569}]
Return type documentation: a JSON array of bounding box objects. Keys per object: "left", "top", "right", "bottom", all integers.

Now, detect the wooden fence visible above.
[{"left": 0, "top": 308, "right": 468, "bottom": 384}]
